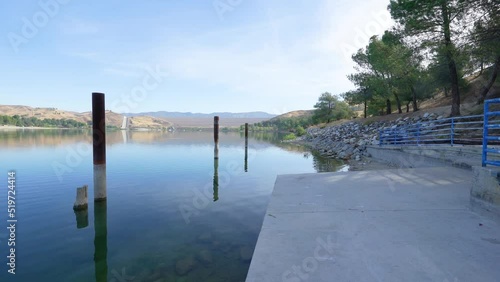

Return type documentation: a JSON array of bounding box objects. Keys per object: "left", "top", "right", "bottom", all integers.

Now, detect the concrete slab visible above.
[{"left": 246, "top": 167, "right": 500, "bottom": 282}]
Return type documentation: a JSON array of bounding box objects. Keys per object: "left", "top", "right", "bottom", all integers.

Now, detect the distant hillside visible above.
[
  {"left": 268, "top": 110, "right": 314, "bottom": 121},
  {"left": 0, "top": 105, "right": 274, "bottom": 129},
  {"left": 252, "top": 110, "right": 315, "bottom": 132},
  {"left": 167, "top": 117, "right": 271, "bottom": 128},
  {"left": 0, "top": 105, "right": 122, "bottom": 126},
  {"left": 0, "top": 105, "right": 171, "bottom": 129},
  {"left": 124, "top": 111, "right": 276, "bottom": 119}
]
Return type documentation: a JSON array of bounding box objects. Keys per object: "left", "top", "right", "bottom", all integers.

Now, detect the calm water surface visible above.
[{"left": 0, "top": 129, "right": 345, "bottom": 282}]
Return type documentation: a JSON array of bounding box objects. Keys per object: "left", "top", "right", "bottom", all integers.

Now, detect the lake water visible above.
[{"left": 0, "top": 129, "right": 345, "bottom": 282}]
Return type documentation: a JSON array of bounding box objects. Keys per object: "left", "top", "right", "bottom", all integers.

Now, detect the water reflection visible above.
[
  {"left": 0, "top": 128, "right": 90, "bottom": 147},
  {"left": 94, "top": 201, "right": 108, "bottom": 282},
  {"left": 74, "top": 209, "right": 88, "bottom": 229},
  {"left": 0, "top": 129, "right": 282, "bottom": 148},
  {"left": 2, "top": 129, "right": 346, "bottom": 173},
  {"left": 244, "top": 145, "right": 248, "bottom": 172},
  {"left": 121, "top": 130, "right": 128, "bottom": 144},
  {"left": 94, "top": 163, "right": 108, "bottom": 282},
  {"left": 213, "top": 157, "right": 219, "bottom": 202},
  {"left": 309, "top": 151, "right": 346, "bottom": 172},
  {"left": 244, "top": 133, "right": 249, "bottom": 172},
  {"left": 3, "top": 129, "right": 348, "bottom": 282},
  {"left": 250, "top": 131, "right": 346, "bottom": 172}
]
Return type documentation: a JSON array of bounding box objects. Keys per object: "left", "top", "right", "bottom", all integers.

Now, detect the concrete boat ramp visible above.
[{"left": 246, "top": 167, "right": 500, "bottom": 282}]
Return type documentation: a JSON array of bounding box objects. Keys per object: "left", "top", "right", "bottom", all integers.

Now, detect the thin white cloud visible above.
[
  {"left": 55, "top": 0, "right": 395, "bottom": 112},
  {"left": 66, "top": 51, "right": 99, "bottom": 60},
  {"left": 59, "top": 17, "right": 100, "bottom": 35},
  {"left": 158, "top": 22, "right": 338, "bottom": 100},
  {"left": 101, "top": 67, "right": 143, "bottom": 78},
  {"left": 150, "top": 0, "right": 394, "bottom": 109}
]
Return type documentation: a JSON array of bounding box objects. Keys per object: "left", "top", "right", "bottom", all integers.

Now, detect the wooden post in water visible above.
[
  {"left": 73, "top": 185, "right": 88, "bottom": 210},
  {"left": 94, "top": 201, "right": 108, "bottom": 282},
  {"left": 214, "top": 116, "right": 219, "bottom": 159},
  {"left": 92, "top": 92, "right": 107, "bottom": 201},
  {"left": 244, "top": 123, "right": 248, "bottom": 172},
  {"left": 73, "top": 185, "right": 89, "bottom": 229}
]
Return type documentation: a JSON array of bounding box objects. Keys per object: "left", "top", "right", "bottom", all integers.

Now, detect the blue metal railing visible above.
[
  {"left": 379, "top": 115, "right": 485, "bottom": 146},
  {"left": 377, "top": 99, "right": 500, "bottom": 167},
  {"left": 482, "top": 98, "right": 500, "bottom": 167}
]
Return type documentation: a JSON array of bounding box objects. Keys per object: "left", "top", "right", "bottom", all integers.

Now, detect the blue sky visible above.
[{"left": 0, "top": 0, "right": 393, "bottom": 114}]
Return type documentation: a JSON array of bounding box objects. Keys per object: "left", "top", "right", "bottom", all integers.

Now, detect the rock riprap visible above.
[{"left": 299, "top": 113, "right": 441, "bottom": 160}]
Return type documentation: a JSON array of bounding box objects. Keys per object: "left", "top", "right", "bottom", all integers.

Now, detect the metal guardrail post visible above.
[
  {"left": 378, "top": 130, "right": 382, "bottom": 146},
  {"left": 450, "top": 118, "right": 455, "bottom": 146},
  {"left": 417, "top": 122, "right": 420, "bottom": 146},
  {"left": 482, "top": 101, "right": 489, "bottom": 167},
  {"left": 374, "top": 113, "right": 485, "bottom": 153}
]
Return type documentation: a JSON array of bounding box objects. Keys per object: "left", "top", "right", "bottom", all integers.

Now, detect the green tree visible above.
[
  {"left": 348, "top": 31, "right": 424, "bottom": 115},
  {"left": 295, "top": 126, "right": 306, "bottom": 136},
  {"left": 469, "top": 0, "right": 500, "bottom": 103},
  {"left": 313, "top": 92, "right": 352, "bottom": 123},
  {"left": 342, "top": 88, "right": 372, "bottom": 118},
  {"left": 389, "top": 0, "right": 473, "bottom": 116},
  {"left": 313, "top": 92, "right": 337, "bottom": 123}
]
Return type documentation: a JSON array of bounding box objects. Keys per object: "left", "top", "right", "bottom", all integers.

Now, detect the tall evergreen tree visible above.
[{"left": 389, "top": 0, "right": 472, "bottom": 116}]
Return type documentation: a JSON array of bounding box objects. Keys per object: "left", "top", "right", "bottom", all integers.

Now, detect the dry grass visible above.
[
  {"left": 270, "top": 110, "right": 314, "bottom": 120},
  {"left": 0, "top": 105, "right": 126, "bottom": 127},
  {"left": 128, "top": 116, "right": 171, "bottom": 129}
]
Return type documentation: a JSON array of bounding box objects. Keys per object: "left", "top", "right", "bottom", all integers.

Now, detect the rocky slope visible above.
[{"left": 299, "top": 112, "right": 448, "bottom": 161}]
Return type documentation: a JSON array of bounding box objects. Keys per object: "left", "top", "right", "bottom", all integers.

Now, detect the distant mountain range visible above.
[
  {"left": 0, "top": 105, "right": 277, "bottom": 129},
  {"left": 123, "top": 111, "right": 276, "bottom": 119}
]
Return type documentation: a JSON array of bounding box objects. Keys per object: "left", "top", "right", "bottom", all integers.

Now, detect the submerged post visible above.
[
  {"left": 92, "top": 92, "right": 107, "bottom": 201},
  {"left": 214, "top": 116, "right": 219, "bottom": 159}
]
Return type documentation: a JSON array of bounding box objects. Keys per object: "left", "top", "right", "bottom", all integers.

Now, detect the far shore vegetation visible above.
[{"left": 0, "top": 115, "right": 87, "bottom": 128}]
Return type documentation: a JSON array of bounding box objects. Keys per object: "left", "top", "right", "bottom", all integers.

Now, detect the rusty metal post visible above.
[
  {"left": 93, "top": 93, "right": 106, "bottom": 165},
  {"left": 92, "top": 92, "right": 107, "bottom": 201},
  {"left": 214, "top": 116, "right": 219, "bottom": 144}
]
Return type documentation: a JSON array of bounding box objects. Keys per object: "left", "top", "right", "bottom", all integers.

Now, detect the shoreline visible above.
[
  {"left": 0, "top": 125, "right": 86, "bottom": 130},
  {"left": 296, "top": 139, "right": 395, "bottom": 172},
  {"left": 288, "top": 111, "right": 449, "bottom": 172}
]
